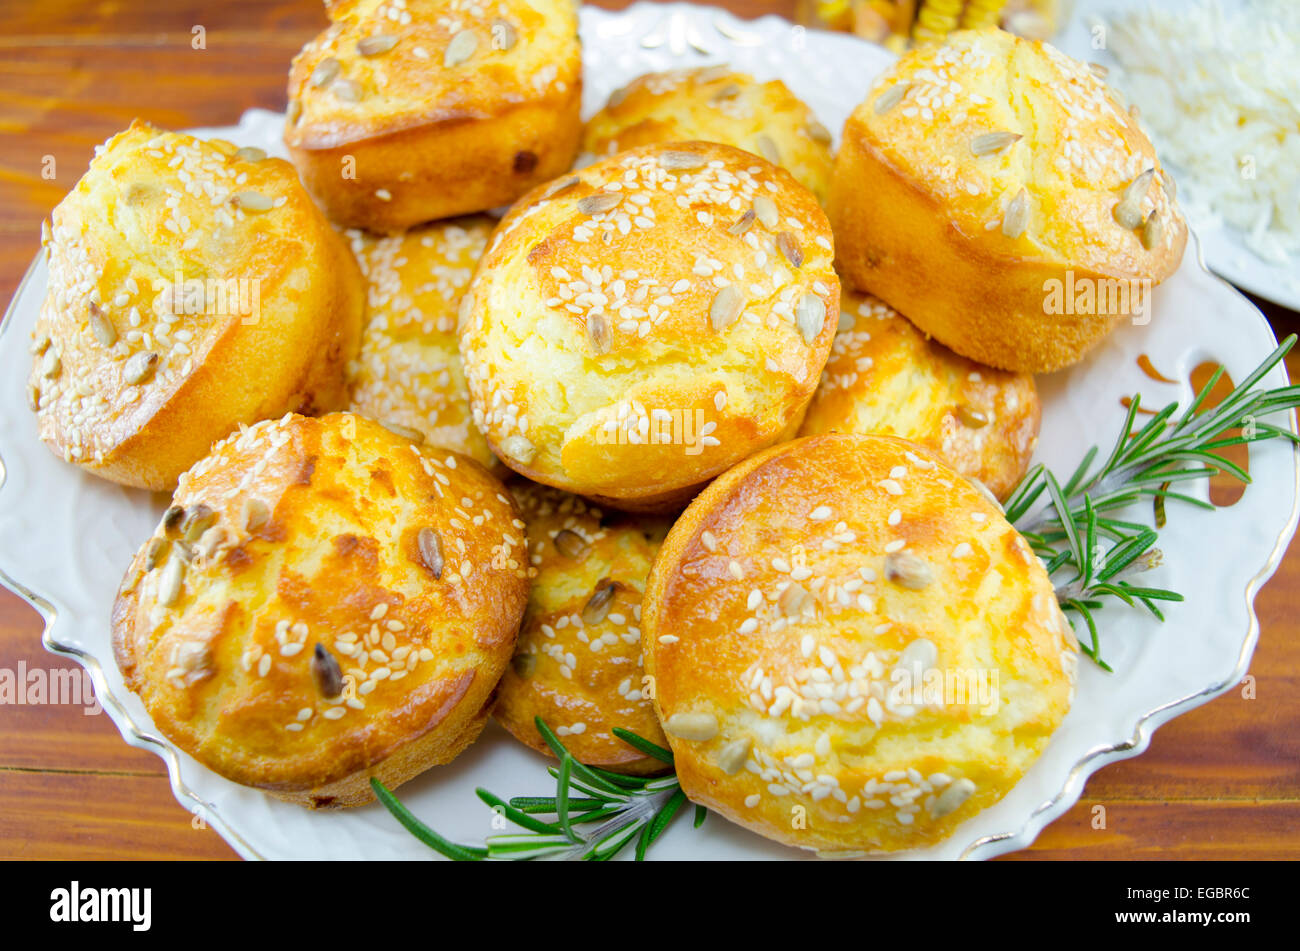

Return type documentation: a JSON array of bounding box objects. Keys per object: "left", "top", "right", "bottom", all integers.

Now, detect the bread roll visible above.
[
  {"left": 829, "top": 28, "right": 1186, "bottom": 373},
  {"left": 112, "top": 412, "right": 530, "bottom": 807}
]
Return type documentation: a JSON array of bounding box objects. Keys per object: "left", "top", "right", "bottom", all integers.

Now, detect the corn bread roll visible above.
[
  {"left": 799, "top": 290, "right": 1040, "bottom": 500},
  {"left": 285, "top": 0, "right": 582, "bottom": 232},
  {"left": 28, "top": 121, "right": 364, "bottom": 491},
  {"left": 642, "top": 433, "right": 1077, "bottom": 854},
  {"left": 345, "top": 217, "right": 500, "bottom": 471},
  {"left": 112, "top": 412, "right": 529, "bottom": 808},
  {"left": 494, "top": 483, "right": 670, "bottom": 775},
  {"left": 459, "top": 140, "right": 841, "bottom": 512},
  {"left": 583, "top": 67, "right": 835, "bottom": 204},
  {"left": 829, "top": 28, "right": 1186, "bottom": 373}
]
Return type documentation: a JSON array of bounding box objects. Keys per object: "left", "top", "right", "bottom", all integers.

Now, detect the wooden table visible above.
[{"left": 1, "top": 0, "right": 1297, "bottom": 860}]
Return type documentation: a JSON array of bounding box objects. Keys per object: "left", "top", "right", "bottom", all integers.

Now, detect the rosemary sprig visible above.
[
  {"left": 371, "top": 719, "right": 700, "bottom": 861},
  {"left": 1005, "top": 334, "right": 1299, "bottom": 668}
]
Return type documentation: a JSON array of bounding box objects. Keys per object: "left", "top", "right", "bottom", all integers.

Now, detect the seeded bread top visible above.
[
  {"left": 582, "top": 67, "right": 835, "bottom": 204},
  {"left": 799, "top": 289, "right": 1040, "bottom": 501},
  {"left": 459, "top": 139, "right": 840, "bottom": 505},
  {"left": 285, "top": 0, "right": 581, "bottom": 150},
  {"left": 111, "top": 412, "right": 529, "bottom": 795},
  {"left": 345, "top": 217, "right": 500, "bottom": 472},
  {"left": 494, "top": 481, "right": 670, "bottom": 774},
  {"left": 29, "top": 120, "right": 363, "bottom": 490},
  {"left": 641, "top": 433, "right": 1078, "bottom": 854},
  {"left": 846, "top": 28, "right": 1186, "bottom": 281}
]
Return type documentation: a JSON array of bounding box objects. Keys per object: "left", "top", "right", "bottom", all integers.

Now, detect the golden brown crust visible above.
[
  {"left": 493, "top": 483, "right": 670, "bottom": 774},
  {"left": 28, "top": 121, "right": 364, "bottom": 491},
  {"left": 641, "top": 433, "right": 1077, "bottom": 854},
  {"left": 344, "top": 217, "right": 501, "bottom": 472},
  {"left": 111, "top": 412, "right": 529, "bottom": 807},
  {"left": 798, "top": 289, "right": 1040, "bottom": 500},
  {"left": 459, "top": 140, "right": 841, "bottom": 510},
  {"left": 828, "top": 28, "right": 1187, "bottom": 373},
  {"left": 284, "top": 0, "right": 582, "bottom": 231},
  {"left": 582, "top": 67, "right": 834, "bottom": 204}
]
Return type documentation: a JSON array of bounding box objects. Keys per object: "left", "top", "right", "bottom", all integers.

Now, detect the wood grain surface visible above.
[{"left": 0, "top": 0, "right": 1296, "bottom": 861}]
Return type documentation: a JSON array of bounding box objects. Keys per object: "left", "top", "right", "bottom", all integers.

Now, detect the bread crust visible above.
[{"left": 111, "top": 413, "right": 530, "bottom": 807}]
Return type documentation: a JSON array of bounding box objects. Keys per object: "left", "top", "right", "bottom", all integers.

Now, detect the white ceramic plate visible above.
[
  {"left": 1056, "top": 0, "right": 1300, "bottom": 312},
  {"left": 1, "top": 2, "right": 1296, "bottom": 860}
]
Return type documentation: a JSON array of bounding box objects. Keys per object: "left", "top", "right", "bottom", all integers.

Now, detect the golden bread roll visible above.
[
  {"left": 345, "top": 217, "right": 500, "bottom": 471},
  {"left": 641, "top": 433, "right": 1077, "bottom": 854},
  {"left": 284, "top": 0, "right": 582, "bottom": 231},
  {"left": 829, "top": 28, "right": 1187, "bottom": 373},
  {"left": 459, "top": 140, "right": 841, "bottom": 512},
  {"left": 582, "top": 67, "right": 835, "bottom": 204},
  {"left": 798, "top": 289, "right": 1040, "bottom": 500},
  {"left": 111, "top": 412, "right": 529, "bottom": 808},
  {"left": 28, "top": 121, "right": 364, "bottom": 491},
  {"left": 494, "top": 483, "right": 670, "bottom": 775}
]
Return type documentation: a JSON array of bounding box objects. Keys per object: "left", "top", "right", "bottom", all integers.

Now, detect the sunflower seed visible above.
[
  {"left": 727, "top": 208, "right": 755, "bottom": 235},
  {"left": 752, "top": 195, "right": 778, "bottom": 229},
  {"left": 444, "top": 30, "right": 477, "bottom": 68},
  {"left": 234, "top": 146, "right": 267, "bottom": 162},
  {"left": 492, "top": 18, "right": 518, "bottom": 51},
  {"left": 715, "top": 737, "right": 752, "bottom": 775},
  {"left": 577, "top": 192, "right": 622, "bottom": 216},
  {"left": 381, "top": 420, "right": 424, "bottom": 443},
  {"left": 88, "top": 302, "right": 116, "bottom": 347},
  {"left": 884, "top": 551, "right": 933, "bottom": 590},
  {"left": 663, "top": 712, "right": 718, "bottom": 742},
  {"left": 357, "top": 33, "right": 399, "bottom": 56},
  {"left": 1112, "top": 198, "right": 1143, "bottom": 230},
  {"left": 310, "top": 56, "right": 341, "bottom": 88},
  {"left": 162, "top": 505, "right": 186, "bottom": 537},
  {"left": 40, "top": 349, "right": 61, "bottom": 378},
  {"left": 181, "top": 504, "right": 216, "bottom": 543},
  {"left": 710, "top": 285, "right": 745, "bottom": 332},
  {"left": 287, "top": 100, "right": 302, "bottom": 125},
  {"left": 232, "top": 190, "right": 273, "bottom": 213},
  {"left": 955, "top": 405, "right": 989, "bottom": 428},
  {"left": 805, "top": 119, "right": 832, "bottom": 145},
  {"left": 196, "top": 525, "right": 225, "bottom": 560},
  {"left": 607, "top": 84, "right": 630, "bottom": 108},
  {"left": 582, "top": 578, "right": 619, "bottom": 625},
  {"left": 30, "top": 333, "right": 50, "bottom": 356},
  {"left": 510, "top": 652, "right": 537, "bottom": 678},
  {"left": 553, "top": 529, "right": 590, "bottom": 560},
  {"left": 587, "top": 313, "right": 612, "bottom": 354},
  {"left": 873, "top": 82, "right": 909, "bottom": 114},
  {"left": 776, "top": 231, "right": 803, "bottom": 268},
  {"left": 418, "top": 527, "right": 444, "bottom": 579},
  {"left": 157, "top": 555, "right": 184, "bottom": 607},
  {"left": 543, "top": 175, "right": 581, "bottom": 199},
  {"left": 778, "top": 581, "right": 814, "bottom": 618},
  {"left": 144, "top": 537, "right": 171, "bottom": 571},
  {"left": 1141, "top": 210, "right": 1163, "bottom": 250},
  {"left": 755, "top": 134, "right": 780, "bottom": 164},
  {"left": 501, "top": 434, "right": 536, "bottom": 463},
  {"left": 1002, "top": 188, "right": 1029, "bottom": 239},
  {"left": 659, "top": 150, "right": 707, "bottom": 171},
  {"left": 710, "top": 83, "right": 740, "bottom": 102},
  {"left": 796, "top": 293, "right": 826, "bottom": 344},
  {"left": 970, "top": 131, "right": 1022, "bottom": 156},
  {"left": 967, "top": 476, "right": 1003, "bottom": 512},
  {"left": 897, "top": 637, "right": 937, "bottom": 673},
  {"left": 241, "top": 497, "right": 269, "bottom": 533},
  {"left": 123, "top": 351, "right": 158, "bottom": 385},
  {"left": 25, "top": 383, "right": 39, "bottom": 411},
  {"left": 332, "top": 78, "right": 362, "bottom": 103},
  {"left": 312, "top": 644, "right": 344, "bottom": 699},
  {"left": 1123, "top": 168, "right": 1155, "bottom": 208},
  {"left": 930, "top": 778, "right": 976, "bottom": 817}
]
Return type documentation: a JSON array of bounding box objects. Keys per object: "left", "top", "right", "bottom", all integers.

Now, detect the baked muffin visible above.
[
  {"left": 641, "top": 433, "right": 1077, "bottom": 854},
  {"left": 111, "top": 412, "right": 529, "bottom": 807},
  {"left": 345, "top": 216, "right": 499, "bottom": 471},
  {"left": 798, "top": 289, "right": 1039, "bottom": 500},
  {"left": 28, "top": 121, "right": 364, "bottom": 491},
  {"left": 459, "top": 140, "right": 841, "bottom": 512},
  {"left": 829, "top": 28, "right": 1187, "bottom": 373},
  {"left": 494, "top": 483, "right": 670, "bottom": 775},
  {"left": 582, "top": 67, "right": 835, "bottom": 204},
  {"left": 284, "top": 0, "right": 582, "bottom": 232}
]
